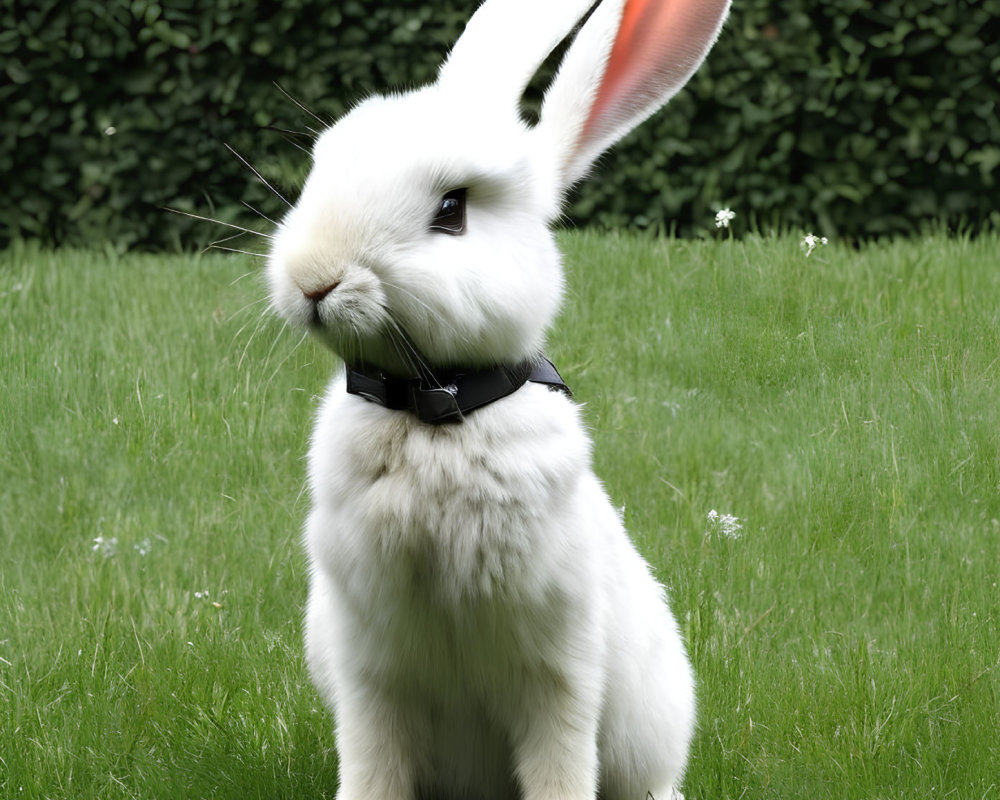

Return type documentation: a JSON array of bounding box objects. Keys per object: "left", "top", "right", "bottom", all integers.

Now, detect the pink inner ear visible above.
[{"left": 583, "top": 0, "right": 722, "bottom": 143}]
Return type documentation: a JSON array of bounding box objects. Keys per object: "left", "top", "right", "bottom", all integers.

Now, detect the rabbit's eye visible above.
[{"left": 430, "top": 188, "right": 467, "bottom": 235}]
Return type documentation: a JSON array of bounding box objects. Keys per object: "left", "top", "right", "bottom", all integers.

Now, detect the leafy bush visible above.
[
  {"left": 598, "top": 0, "right": 1000, "bottom": 237},
  {"left": 3, "top": 0, "right": 998, "bottom": 250},
  {"left": 1, "top": 0, "right": 476, "bottom": 250}
]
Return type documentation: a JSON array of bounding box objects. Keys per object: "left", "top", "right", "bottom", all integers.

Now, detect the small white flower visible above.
[
  {"left": 707, "top": 509, "right": 743, "bottom": 539},
  {"left": 802, "top": 233, "right": 829, "bottom": 257},
  {"left": 92, "top": 535, "right": 118, "bottom": 557},
  {"left": 104, "top": 126, "right": 117, "bottom": 136},
  {"left": 134, "top": 539, "right": 151, "bottom": 557},
  {"left": 715, "top": 208, "right": 736, "bottom": 229}
]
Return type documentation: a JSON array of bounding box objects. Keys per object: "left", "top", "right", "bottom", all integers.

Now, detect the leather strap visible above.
[{"left": 345, "top": 356, "right": 572, "bottom": 424}]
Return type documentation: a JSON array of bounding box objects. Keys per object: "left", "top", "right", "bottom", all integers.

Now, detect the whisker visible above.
[
  {"left": 383, "top": 326, "right": 411, "bottom": 374},
  {"left": 282, "top": 136, "right": 312, "bottom": 156},
  {"left": 163, "top": 207, "right": 274, "bottom": 240},
  {"left": 389, "top": 328, "right": 419, "bottom": 374},
  {"left": 204, "top": 244, "right": 267, "bottom": 258},
  {"left": 354, "top": 328, "right": 364, "bottom": 367},
  {"left": 245, "top": 296, "right": 270, "bottom": 311},
  {"left": 261, "top": 124, "right": 314, "bottom": 155},
  {"left": 241, "top": 201, "right": 280, "bottom": 227},
  {"left": 341, "top": 322, "right": 362, "bottom": 367},
  {"left": 207, "top": 230, "right": 252, "bottom": 247},
  {"left": 231, "top": 306, "right": 265, "bottom": 343},
  {"left": 224, "top": 143, "right": 293, "bottom": 208},
  {"left": 220, "top": 296, "right": 269, "bottom": 326},
  {"left": 379, "top": 278, "right": 467, "bottom": 345},
  {"left": 272, "top": 81, "right": 329, "bottom": 129},
  {"left": 261, "top": 123, "right": 316, "bottom": 141},
  {"left": 262, "top": 328, "right": 310, "bottom": 395},
  {"left": 236, "top": 311, "right": 271, "bottom": 373},
  {"left": 385, "top": 317, "right": 441, "bottom": 387},
  {"left": 230, "top": 270, "right": 261, "bottom": 287}
]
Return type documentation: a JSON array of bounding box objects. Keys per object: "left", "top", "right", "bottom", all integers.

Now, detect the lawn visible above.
[{"left": 1, "top": 232, "right": 998, "bottom": 799}]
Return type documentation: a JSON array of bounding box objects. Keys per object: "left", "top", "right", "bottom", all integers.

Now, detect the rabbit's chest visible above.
[
  {"left": 307, "top": 389, "right": 587, "bottom": 602},
  {"left": 327, "top": 427, "right": 553, "bottom": 599}
]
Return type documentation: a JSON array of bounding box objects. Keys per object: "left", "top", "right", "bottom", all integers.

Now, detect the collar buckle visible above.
[{"left": 410, "top": 382, "right": 464, "bottom": 424}]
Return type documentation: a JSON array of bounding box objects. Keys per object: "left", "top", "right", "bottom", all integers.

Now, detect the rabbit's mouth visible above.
[
  {"left": 276, "top": 246, "right": 549, "bottom": 378},
  {"left": 304, "top": 285, "right": 438, "bottom": 379},
  {"left": 280, "top": 259, "right": 402, "bottom": 371}
]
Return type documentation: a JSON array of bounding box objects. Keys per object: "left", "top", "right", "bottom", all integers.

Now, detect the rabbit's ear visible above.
[
  {"left": 539, "top": 0, "right": 730, "bottom": 188},
  {"left": 436, "top": 0, "right": 598, "bottom": 114}
]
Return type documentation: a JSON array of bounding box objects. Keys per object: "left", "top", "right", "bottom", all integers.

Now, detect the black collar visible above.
[{"left": 345, "top": 356, "right": 572, "bottom": 424}]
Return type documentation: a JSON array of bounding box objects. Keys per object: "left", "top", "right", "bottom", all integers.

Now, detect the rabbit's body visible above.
[
  {"left": 265, "top": 0, "right": 730, "bottom": 797},
  {"left": 304, "top": 378, "right": 693, "bottom": 800}
]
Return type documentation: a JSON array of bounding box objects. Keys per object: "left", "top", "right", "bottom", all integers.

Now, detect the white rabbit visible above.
[{"left": 266, "top": 1, "right": 730, "bottom": 798}]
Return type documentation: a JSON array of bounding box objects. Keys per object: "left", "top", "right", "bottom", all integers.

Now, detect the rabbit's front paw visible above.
[
  {"left": 511, "top": 690, "right": 601, "bottom": 800},
  {"left": 333, "top": 705, "right": 415, "bottom": 800},
  {"left": 335, "top": 768, "right": 412, "bottom": 800}
]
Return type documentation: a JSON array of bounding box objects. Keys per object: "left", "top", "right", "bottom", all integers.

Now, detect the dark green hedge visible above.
[
  {"left": 599, "top": 0, "right": 1000, "bottom": 237},
  {"left": 3, "top": 0, "right": 998, "bottom": 250}
]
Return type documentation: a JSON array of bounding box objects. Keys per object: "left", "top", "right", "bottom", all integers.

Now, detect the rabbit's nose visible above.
[{"left": 303, "top": 281, "right": 341, "bottom": 303}]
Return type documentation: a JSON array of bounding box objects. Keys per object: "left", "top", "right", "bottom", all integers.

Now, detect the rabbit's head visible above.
[{"left": 268, "top": 0, "right": 730, "bottom": 374}]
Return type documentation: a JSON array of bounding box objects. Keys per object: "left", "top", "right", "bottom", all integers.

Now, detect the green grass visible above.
[{"left": 2, "top": 233, "right": 998, "bottom": 798}]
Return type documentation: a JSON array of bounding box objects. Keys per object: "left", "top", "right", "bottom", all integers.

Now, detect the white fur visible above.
[
  {"left": 268, "top": 87, "right": 563, "bottom": 370},
  {"left": 303, "top": 379, "right": 694, "bottom": 800},
  {"left": 266, "top": 1, "right": 729, "bottom": 798}
]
